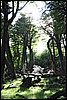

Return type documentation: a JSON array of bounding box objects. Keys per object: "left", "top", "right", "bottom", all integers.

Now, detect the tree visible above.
[
  {"left": 1, "top": 1, "right": 29, "bottom": 87},
  {"left": 41, "top": 1, "right": 66, "bottom": 76},
  {"left": 9, "top": 14, "right": 38, "bottom": 73},
  {"left": 47, "top": 38, "right": 56, "bottom": 72}
]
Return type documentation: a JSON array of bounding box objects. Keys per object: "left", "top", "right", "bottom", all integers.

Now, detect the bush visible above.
[{"left": 34, "top": 49, "right": 51, "bottom": 68}]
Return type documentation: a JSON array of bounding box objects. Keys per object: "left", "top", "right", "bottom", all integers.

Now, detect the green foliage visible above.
[
  {"left": 34, "top": 49, "right": 51, "bottom": 68},
  {"left": 51, "top": 1, "right": 66, "bottom": 35},
  {"left": 41, "top": 1, "right": 66, "bottom": 74},
  {"left": 43, "top": 1, "right": 66, "bottom": 35},
  {"left": 34, "top": 46, "right": 65, "bottom": 69},
  {"left": 9, "top": 13, "right": 39, "bottom": 69}
]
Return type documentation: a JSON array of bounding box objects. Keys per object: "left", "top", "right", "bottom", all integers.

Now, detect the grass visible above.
[{"left": 1, "top": 77, "right": 64, "bottom": 99}]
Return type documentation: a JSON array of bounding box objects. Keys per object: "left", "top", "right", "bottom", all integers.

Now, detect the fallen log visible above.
[
  {"left": 6, "top": 84, "right": 18, "bottom": 89},
  {"left": 32, "top": 82, "right": 61, "bottom": 87},
  {"left": 20, "top": 77, "right": 32, "bottom": 88},
  {"left": 42, "top": 73, "right": 59, "bottom": 78},
  {"left": 20, "top": 76, "right": 41, "bottom": 88}
]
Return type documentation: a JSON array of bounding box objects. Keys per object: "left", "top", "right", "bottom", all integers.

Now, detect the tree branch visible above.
[
  {"left": 8, "top": 1, "right": 19, "bottom": 25},
  {"left": 12, "top": 1, "right": 14, "bottom": 16},
  {"left": 8, "top": 1, "right": 29, "bottom": 25},
  {"left": 18, "top": 1, "right": 29, "bottom": 11}
]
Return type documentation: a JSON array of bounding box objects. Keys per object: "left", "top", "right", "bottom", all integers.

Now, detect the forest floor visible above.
[{"left": 1, "top": 77, "right": 65, "bottom": 99}]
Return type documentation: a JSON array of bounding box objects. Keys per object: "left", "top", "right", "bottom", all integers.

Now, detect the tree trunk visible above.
[
  {"left": 55, "top": 35, "right": 65, "bottom": 75},
  {"left": 62, "top": 33, "right": 66, "bottom": 72},
  {"left": 21, "top": 32, "right": 28, "bottom": 73},
  {"left": 47, "top": 39, "right": 56, "bottom": 72},
  {"left": 1, "top": 1, "right": 8, "bottom": 86},
  {"left": 6, "top": 41, "right": 16, "bottom": 79},
  {"left": 52, "top": 39, "right": 56, "bottom": 72},
  {"left": 49, "top": 33, "right": 66, "bottom": 76},
  {"left": 1, "top": 42, "right": 5, "bottom": 85},
  {"left": 28, "top": 49, "right": 33, "bottom": 72},
  {"left": 28, "top": 47, "right": 33, "bottom": 72},
  {"left": 17, "top": 46, "right": 20, "bottom": 68},
  {"left": 28, "top": 34, "right": 33, "bottom": 72},
  {"left": 5, "top": 57, "right": 11, "bottom": 75}
]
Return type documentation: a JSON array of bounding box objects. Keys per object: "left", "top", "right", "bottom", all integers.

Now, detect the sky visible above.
[
  {"left": 11, "top": 1, "right": 50, "bottom": 54},
  {"left": 12, "top": 1, "right": 45, "bottom": 25}
]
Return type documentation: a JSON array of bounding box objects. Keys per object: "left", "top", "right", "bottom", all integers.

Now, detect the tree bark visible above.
[
  {"left": 28, "top": 34, "right": 33, "bottom": 72},
  {"left": 6, "top": 44, "right": 16, "bottom": 79},
  {"left": 1, "top": 1, "right": 8, "bottom": 86},
  {"left": 55, "top": 34, "right": 65, "bottom": 75},
  {"left": 21, "top": 32, "right": 28, "bottom": 73},
  {"left": 47, "top": 38, "right": 56, "bottom": 72},
  {"left": 52, "top": 39, "right": 56, "bottom": 72},
  {"left": 16, "top": 46, "right": 20, "bottom": 68}
]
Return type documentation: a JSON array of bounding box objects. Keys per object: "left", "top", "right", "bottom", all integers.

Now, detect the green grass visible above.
[{"left": 1, "top": 77, "right": 64, "bottom": 99}]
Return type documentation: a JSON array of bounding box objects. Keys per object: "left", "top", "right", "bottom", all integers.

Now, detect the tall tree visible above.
[
  {"left": 1, "top": 1, "right": 8, "bottom": 85},
  {"left": 1, "top": 1, "right": 29, "bottom": 87},
  {"left": 41, "top": 1, "right": 66, "bottom": 75},
  {"left": 9, "top": 14, "right": 38, "bottom": 73}
]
